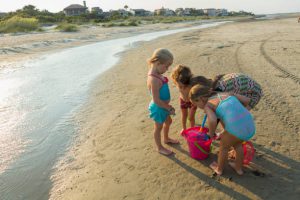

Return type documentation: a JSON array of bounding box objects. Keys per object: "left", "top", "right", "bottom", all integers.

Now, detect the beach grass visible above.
[
  {"left": 102, "top": 20, "right": 138, "bottom": 27},
  {"left": 0, "top": 16, "right": 39, "bottom": 33},
  {"left": 55, "top": 23, "right": 78, "bottom": 32}
]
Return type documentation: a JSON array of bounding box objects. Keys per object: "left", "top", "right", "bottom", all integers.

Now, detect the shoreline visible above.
[
  {"left": 49, "top": 17, "right": 300, "bottom": 200},
  {"left": 0, "top": 17, "right": 251, "bottom": 66}
]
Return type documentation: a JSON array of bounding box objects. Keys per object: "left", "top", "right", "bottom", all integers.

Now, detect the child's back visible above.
[{"left": 214, "top": 94, "right": 256, "bottom": 141}]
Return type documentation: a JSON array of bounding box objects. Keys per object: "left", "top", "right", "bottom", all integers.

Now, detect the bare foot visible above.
[
  {"left": 229, "top": 162, "right": 244, "bottom": 175},
  {"left": 228, "top": 149, "right": 236, "bottom": 160},
  {"left": 157, "top": 147, "right": 173, "bottom": 156},
  {"left": 164, "top": 138, "right": 180, "bottom": 144},
  {"left": 209, "top": 161, "right": 222, "bottom": 175},
  {"left": 214, "top": 130, "right": 223, "bottom": 140}
]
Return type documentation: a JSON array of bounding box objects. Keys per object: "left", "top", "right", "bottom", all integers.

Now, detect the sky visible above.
[{"left": 0, "top": 0, "right": 300, "bottom": 14}]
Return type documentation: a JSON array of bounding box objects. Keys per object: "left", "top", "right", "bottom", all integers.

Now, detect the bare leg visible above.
[
  {"left": 163, "top": 116, "right": 179, "bottom": 144},
  {"left": 229, "top": 143, "right": 244, "bottom": 175},
  {"left": 189, "top": 107, "right": 196, "bottom": 128},
  {"left": 154, "top": 122, "right": 172, "bottom": 155},
  {"left": 181, "top": 108, "right": 188, "bottom": 130},
  {"left": 210, "top": 131, "right": 242, "bottom": 175}
]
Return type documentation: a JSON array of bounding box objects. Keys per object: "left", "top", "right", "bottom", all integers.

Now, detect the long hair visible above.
[
  {"left": 189, "top": 84, "right": 217, "bottom": 101},
  {"left": 189, "top": 74, "right": 224, "bottom": 90}
]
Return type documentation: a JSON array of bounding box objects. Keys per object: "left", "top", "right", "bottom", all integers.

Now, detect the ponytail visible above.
[{"left": 211, "top": 74, "right": 224, "bottom": 90}]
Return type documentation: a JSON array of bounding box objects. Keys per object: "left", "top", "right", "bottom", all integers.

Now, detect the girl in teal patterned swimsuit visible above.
[
  {"left": 189, "top": 85, "right": 255, "bottom": 175},
  {"left": 147, "top": 48, "right": 179, "bottom": 156}
]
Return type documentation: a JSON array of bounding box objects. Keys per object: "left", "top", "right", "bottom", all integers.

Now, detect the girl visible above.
[
  {"left": 171, "top": 65, "right": 196, "bottom": 132},
  {"left": 147, "top": 48, "right": 179, "bottom": 156},
  {"left": 189, "top": 84, "right": 256, "bottom": 175},
  {"left": 190, "top": 73, "right": 263, "bottom": 110}
]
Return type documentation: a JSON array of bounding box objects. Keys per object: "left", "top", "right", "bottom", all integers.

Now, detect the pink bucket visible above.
[
  {"left": 181, "top": 126, "right": 212, "bottom": 160},
  {"left": 243, "top": 141, "right": 255, "bottom": 165}
]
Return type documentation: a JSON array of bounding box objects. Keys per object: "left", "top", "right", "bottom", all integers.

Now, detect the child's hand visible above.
[{"left": 168, "top": 106, "right": 176, "bottom": 115}]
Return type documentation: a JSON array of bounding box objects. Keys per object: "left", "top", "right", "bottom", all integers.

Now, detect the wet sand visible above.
[{"left": 47, "top": 17, "right": 300, "bottom": 200}]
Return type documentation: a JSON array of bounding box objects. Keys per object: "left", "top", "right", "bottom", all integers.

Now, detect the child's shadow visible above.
[
  {"left": 167, "top": 147, "right": 252, "bottom": 200},
  {"left": 170, "top": 141, "right": 300, "bottom": 200}
]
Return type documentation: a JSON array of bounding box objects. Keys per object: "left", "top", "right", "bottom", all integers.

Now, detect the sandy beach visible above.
[
  {"left": 1, "top": 17, "right": 300, "bottom": 199},
  {"left": 45, "top": 17, "right": 300, "bottom": 200}
]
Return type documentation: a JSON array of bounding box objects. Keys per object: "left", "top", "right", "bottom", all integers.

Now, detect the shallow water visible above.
[{"left": 0, "top": 21, "right": 228, "bottom": 199}]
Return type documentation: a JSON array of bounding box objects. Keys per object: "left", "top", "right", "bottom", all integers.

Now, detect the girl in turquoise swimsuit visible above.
[
  {"left": 147, "top": 48, "right": 179, "bottom": 156},
  {"left": 189, "top": 84, "right": 255, "bottom": 175}
]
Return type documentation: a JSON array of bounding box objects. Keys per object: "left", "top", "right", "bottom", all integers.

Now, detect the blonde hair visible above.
[
  {"left": 171, "top": 65, "right": 192, "bottom": 85},
  {"left": 189, "top": 84, "right": 216, "bottom": 101},
  {"left": 147, "top": 48, "right": 173, "bottom": 65}
]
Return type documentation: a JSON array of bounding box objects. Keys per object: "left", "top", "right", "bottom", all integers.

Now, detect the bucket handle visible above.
[{"left": 194, "top": 141, "right": 212, "bottom": 155}]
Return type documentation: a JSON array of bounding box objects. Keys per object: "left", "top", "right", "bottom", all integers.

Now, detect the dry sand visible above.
[
  {"left": 3, "top": 17, "right": 299, "bottom": 199},
  {"left": 47, "top": 17, "right": 300, "bottom": 200}
]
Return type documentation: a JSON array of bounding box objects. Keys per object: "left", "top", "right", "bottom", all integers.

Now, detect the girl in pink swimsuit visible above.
[{"left": 171, "top": 65, "right": 197, "bottom": 133}]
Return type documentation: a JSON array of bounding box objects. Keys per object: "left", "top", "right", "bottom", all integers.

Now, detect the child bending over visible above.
[{"left": 189, "top": 84, "right": 256, "bottom": 175}]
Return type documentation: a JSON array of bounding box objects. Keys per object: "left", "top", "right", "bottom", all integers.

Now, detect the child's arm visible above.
[
  {"left": 204, "top": 105, "right": 217, "bottom": 138},
  {"left": 150, "top": 78, "right": 173, "bottom": 111}
]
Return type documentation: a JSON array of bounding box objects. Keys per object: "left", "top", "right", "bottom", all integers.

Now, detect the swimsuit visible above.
[
  {"left": 180, "top": 98, "right": 197, "bottom": 110},
  {"left": 215, "top": 73, "right": 263, "bottom": 109},
  {"left": 215, "top": 94, "right": 256, "bottom": 141},
  {"left": 148, "top": 74, "right": 171, "bottom": 124}
]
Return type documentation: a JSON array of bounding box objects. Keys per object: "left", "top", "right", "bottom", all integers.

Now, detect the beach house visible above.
[
  {"left": 216, "top": 9, "right": 228, "bottom": 16},
  {"left": 154, "top": 8, "right": 175, "bottom": 16},
  {"left": 63, "top": 1, "right": 88, "bottom": 16},
  {"left": 129, "top": 9, "right": 151, "bottom": 16},
  {"left": 203, "top": 8, "right": 217, "bottom": 16}
]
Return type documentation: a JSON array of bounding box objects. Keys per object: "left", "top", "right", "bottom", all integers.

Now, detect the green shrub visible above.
[
  {"left": 102, "top": 22, "right": 115, "bottom": 27},
  {"left": 55, "top": 23, "right": 78, "bottom": 32},
  {"left": 0, "top": 16, "right": 39, "bottom": 33},
  {"left": 127, "top": 21, "right": 138, "bottom": 26}
]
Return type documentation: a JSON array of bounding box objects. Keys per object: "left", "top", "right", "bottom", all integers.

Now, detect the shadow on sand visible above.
[{"left": 167, "top": 141, "right": 300, "bottom": 200}]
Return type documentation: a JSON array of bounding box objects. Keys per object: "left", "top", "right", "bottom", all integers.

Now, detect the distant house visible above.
[
  {"left": 203, "top": 8, "right": 216, "bottom": 16},
  {"left": 63, "top": 1, "right": 88, "bottom": 16},
  {"left": 165, "top": 9, "right": 176, "bottom": 16},
  {"left": 154, "top": 8, "right": 166, "bottom": 16},
  {"left": 183, "top": 8, "right": 193, "bottom": 16},
  {"left": 194, "top": 9, "right": 204, "bottom": 16},
  {"left": 118, "top": 9, "right": 130, "bottom": 17},
  {"left": 130, "top": 9, "right": 151, "bottom": 16},
  {"left": 216, "top": 9, "right": 228, "bottom": 16},
  {"left": 175, "top": 8, "right": 184, "bottom": 16},
  {"left": 154, "top": 8, "right": 175, "bottom": 16},
  {"left": 176, "top": 8, "right": 204, "bottom": 16}
]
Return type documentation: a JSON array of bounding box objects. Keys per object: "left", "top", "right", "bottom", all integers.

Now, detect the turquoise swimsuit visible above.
[
  {"left": 148, "top": 74, "right": 171, "bottom": 124},
  {"left": 215, "top": 94, "right": 256, "bottom": 141}
]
